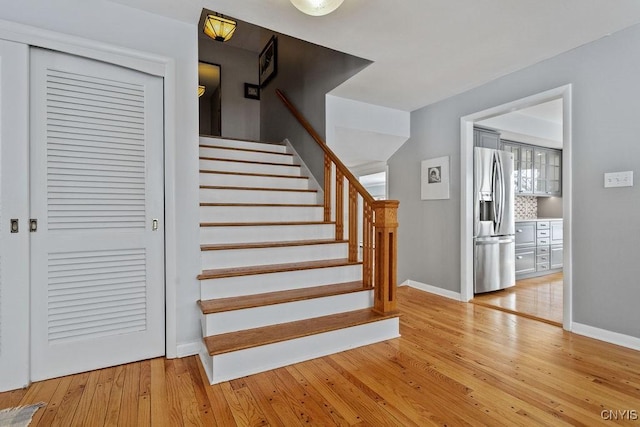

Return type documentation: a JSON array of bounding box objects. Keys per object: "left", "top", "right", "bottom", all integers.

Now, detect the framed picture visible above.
[
  {"left": 259, "top": 36, "right": 278, "bottom": 88},
  {"left": 244, "top": 83, "right": 260, "bottom": 100},
  {"left": 421, "top": 156, "right": 450, "bottom": 200}
]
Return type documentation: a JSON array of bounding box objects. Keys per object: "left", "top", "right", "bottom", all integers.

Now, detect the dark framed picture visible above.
[
  {"left": 259, "top": 36, "right": 277, "bottom": 88},
  {"left": 244, "top": 83, "right": 260, "bottom": 100}
]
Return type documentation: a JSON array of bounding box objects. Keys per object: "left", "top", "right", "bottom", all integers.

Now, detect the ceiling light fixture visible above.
[
  {"left": 203, "top": 13, "right": 237, "bottom": 42},
  {"left": 290, "top": 0, "right": 344, "bottom": 16},
  {"left": 198, "top": 85, "right": 206, "bottom": 97}
]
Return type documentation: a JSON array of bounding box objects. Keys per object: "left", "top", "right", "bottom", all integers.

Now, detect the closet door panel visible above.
[{"left": 0, "top": 39, "right": 29, "bottom": 392}]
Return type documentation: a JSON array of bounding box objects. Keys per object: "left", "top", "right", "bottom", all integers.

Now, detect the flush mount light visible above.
[
  {"left": 290, "top": 0, "right": 344, "bottom": 16},
  {"left": 198, "top": 85, "right": 206, "bottom": 97},
  {"left": 203, "top": 13, "right": 237, "bottom": 42}
]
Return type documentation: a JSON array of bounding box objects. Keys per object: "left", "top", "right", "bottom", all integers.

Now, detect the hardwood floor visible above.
[
  {"left": 472, "top": 272, "right": 563, "bottom": 326},
  {"left": 3, "top": 285, "right": 640, "bottom": 426}
]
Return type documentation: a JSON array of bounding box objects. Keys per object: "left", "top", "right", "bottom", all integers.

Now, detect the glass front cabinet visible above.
[{"left": 501, "top": 140, "right": 561, "bottom": 197}]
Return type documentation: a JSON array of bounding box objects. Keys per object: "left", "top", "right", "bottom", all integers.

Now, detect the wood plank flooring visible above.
[
  {"left": 3, "top": 285, "right": 639, "bottom": 426},
  {"left": 472, "top": 272, "right": 563, "bottom": 326}
]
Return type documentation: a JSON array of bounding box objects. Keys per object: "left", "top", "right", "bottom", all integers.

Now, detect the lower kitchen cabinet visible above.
[
  {"left": 550, "top": 244, "right": 563, "bottom": 269},
  {"left": 515, "top": 219, "right": 563, "bottom": 279},
  {"left": 515, "top": 247, "right": 536, "bottom": 275}
]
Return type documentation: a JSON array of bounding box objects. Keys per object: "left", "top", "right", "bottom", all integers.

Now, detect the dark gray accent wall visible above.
[
  {"left": 390, "top": 24, "right": 640, "bottom": 338},
  {"left": 260, "top": 34, "right": 370, "bottom": 182},
  {"left": 199, "top": 38, "right": 260, "bottom": 140}
]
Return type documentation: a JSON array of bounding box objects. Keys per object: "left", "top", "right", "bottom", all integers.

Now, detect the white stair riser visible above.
[
  {"left": 200, "top": 223, "right": 336, "bottom": 245},
  {"left": 200, "top": 264, "right": 362, "bottom": 299},
  {"left": 201, "top": 242, "right": 348, "bottom": 269},
  {"left": 199, "top": 173, "right": 309, "bottom": 190},
  {"left": 199, "top": 188, "right": 317, "bottom": 205},
  {"left": 200, "top": 205, "right": 323, "bottom": 223},
  {"left": 199, "top": 159, "right": 301, "bottom": 176},
  {"left": 199, "top": 147, "right": 294, "bottom": 164},
  {"left": 200, "top": 137, "right": 288, "bottom": 154},
  {"left": 201, "top": 290, "right": 373, "bottom": 336},
  {"left": 199, "top": 317, "right": 400, "bottom": 384}
]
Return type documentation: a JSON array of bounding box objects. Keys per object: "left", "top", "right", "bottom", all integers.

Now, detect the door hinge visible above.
[
  {"left": 152, "top": 219, "right": 158, "bottom": 231},
  {"left": 10, "top": 219, "right": 19, "bottom": 233},
  {"left": 30, "top": 218, "right": 38, "bottom": 232}
]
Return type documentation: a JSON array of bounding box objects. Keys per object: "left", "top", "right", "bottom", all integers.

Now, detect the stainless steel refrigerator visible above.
[{"left": 474, "top": 147, "right": 516, "bottom": 294}]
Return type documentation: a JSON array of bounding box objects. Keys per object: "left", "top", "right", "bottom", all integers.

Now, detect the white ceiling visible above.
[
  {"left": 477, "top": 99, "right": 563, "bottom": 148},
  {"left": 109, "top": 0, "right": 640, "bottom": 112}
]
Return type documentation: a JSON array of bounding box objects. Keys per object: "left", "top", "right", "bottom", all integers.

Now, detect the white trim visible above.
[
  {"left": 0, "top": 19, "right": 166, "bottom": 76},
  {"left": 401, "top": 280, "right": 463, "bottom": 301},
  {"left": 459, "top": 85, "right": 573, "bottom": 331},
  {"left": 282, "top": 138, "right": 324, "bottom": 203},
  {"left": 0, "top": 18, "right": 178, "bottom": 358},
  {"left": 572, "top": 323, "right": 640, "bottom": 351},
  {"left": 177, "top": 341, "right": 202, "bottom": 358}
]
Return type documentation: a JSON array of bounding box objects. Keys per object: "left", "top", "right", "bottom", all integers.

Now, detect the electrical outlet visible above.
[{"left": 604, "top": 171, "right": 633, "bottom": 188}]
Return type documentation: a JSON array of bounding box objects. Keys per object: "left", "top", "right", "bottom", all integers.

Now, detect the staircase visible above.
[{"left": 197, "top": 136, "right": 400, "bottom": 384}]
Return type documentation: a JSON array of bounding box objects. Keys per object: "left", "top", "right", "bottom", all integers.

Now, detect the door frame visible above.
[
  {"left": 0, "top": 19, "right": 179, "bottom": 357},
  {"left": 459, "top": 85, "right": 573, "bottom": 331}
]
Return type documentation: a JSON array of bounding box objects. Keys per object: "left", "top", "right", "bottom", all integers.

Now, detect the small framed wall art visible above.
[
  {"left": 244, "top": 83, "right": 260, "bottom": 100},
  {"left": 421, "top": 156, "right": 450, "bottom": 200}
]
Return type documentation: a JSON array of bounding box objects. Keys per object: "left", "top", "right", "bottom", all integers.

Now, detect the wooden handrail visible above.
[
  {"left": 276, "top": 89, "right": 399, "bottom": 314},
  {"left": 276, "top": 89, "right": 374, "bottom": 205}
]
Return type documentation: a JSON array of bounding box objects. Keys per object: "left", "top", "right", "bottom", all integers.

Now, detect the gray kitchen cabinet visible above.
[
  {"left": 533, "top": 149, "right": 548, "bottom": 194},
  {"left": 550, "top": 220, "right": 563, "bottom": 244},
  {"left": 474, "top": 126, "right": 501, "bottom": 149},
  {"left": 550, "top": 245, "right": 563, "bottom": 269},
  {"left": 515, "top": 247, "right": 536, "bottom": 275},
  {"left": 515, "top": 222, "right": 536, "bottom": 246},
  {"left": 515, "top": 219, "right": 562, "bottom": 278},
  {"left": 500, "top": 139, "right": 561, "bottom": 197},
  {"left": 547, "top": 150, "right": 562, "bottom": 196}
]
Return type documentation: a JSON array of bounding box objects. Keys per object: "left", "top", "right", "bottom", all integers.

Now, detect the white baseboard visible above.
[
  {"left": 572, "top": 323, "right": 640, "bottom": 351},
  {"left": 176, "top": 341, "right": 202, "bottom": 358},
  {"left": 401, "top": 280, "right": 462, "bottom": 301}
]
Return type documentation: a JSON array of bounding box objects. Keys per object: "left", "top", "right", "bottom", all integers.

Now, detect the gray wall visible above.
[
  {"left": 260, "top": 34, "right": 370, "bottom": 182},
  {"left": 199, "top": 38, "right": 260, "bottom": 140},
  {"left": 389, "top": 23, "right": 640, "bottom": 338}
]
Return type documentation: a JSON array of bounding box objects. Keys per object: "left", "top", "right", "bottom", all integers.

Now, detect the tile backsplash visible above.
[{"left": 515, "top": 196, "right": 537, "bottom": 219}]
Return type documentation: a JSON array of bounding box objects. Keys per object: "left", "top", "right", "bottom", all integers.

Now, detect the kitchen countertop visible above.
[{"left": 515, "top": 218, "right": 563, "bottom": 222}]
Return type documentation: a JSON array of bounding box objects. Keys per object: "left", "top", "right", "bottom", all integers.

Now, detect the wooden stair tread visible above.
[
  {"left": 198, "top": 281, "right": 368, "bottom": 314},
  {"left": 198, "top": 258, "right": 361, "bottom": 280},
  {"left": 201, "top": 239, "right": 347, "bottom": 251},
  {"left": 204, "top": 309, "right": 399, "bottom": 356},
  {"left": 200, "top": 185, "right": 317, "bottom": 193},
  {"left": 200, "top": 143, "right": 293, "bottom": 156},
  {"left": 200, "top": 221, "right": 334, "bottom": 227},
  {"left": 200, "top": 156, "right": 300, "bottom": 168},
  {"left": 199, "top": 170, "right": 308, "bottom": 179}
]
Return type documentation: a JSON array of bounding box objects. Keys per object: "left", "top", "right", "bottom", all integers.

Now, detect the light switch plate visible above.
[{"left": 604, "top": 171, "right": 633, "bottom": 188}]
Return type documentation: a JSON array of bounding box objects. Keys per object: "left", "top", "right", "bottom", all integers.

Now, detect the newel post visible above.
[{"left": 372, "top": 200, "right": 399, "bottom": 314}]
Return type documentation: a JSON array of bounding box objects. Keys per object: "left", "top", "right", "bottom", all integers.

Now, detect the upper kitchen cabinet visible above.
[
  {"left": 501, "top": 139, "right": 561, "bottom": 197},
  {"left": 474, "top": 126, "right": 501, "bottom": 149}
]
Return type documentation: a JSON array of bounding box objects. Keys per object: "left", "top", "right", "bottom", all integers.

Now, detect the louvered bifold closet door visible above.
[
  {"left": 0, "top": 40, "right": 29, "bottom": 392},
  {"left": 30, "top": 48, "right": 165, "bottom": 381}
]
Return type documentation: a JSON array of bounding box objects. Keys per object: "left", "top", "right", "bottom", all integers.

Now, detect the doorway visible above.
[
  {"left": 198, "top": 61, "right": 221, "bottom": 136},
  {"left": 460, "top": 85, "right": 573, "bottom": 331}
]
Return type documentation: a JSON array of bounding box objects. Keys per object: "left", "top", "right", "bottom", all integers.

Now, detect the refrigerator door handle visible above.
[
  {"left": 497, "top": 153, "right": 505, "bottom": 230},
  {"left": 492, "top": 156, "right": 499, "bottom": 232},
  {"left": 493, "top": 153, "right": 503, "bottom": 232}
]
